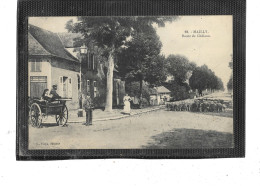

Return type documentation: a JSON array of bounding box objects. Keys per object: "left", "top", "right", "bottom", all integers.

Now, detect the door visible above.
[
  {"left": 58, "top": 76, "right": 72, "bottom": 98},
  {"left": 30, "top": 76, "right": 47, "bottom": 98}
]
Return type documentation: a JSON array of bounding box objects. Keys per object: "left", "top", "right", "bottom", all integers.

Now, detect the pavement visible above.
[{"left": 42, "top": 105, "right": 166, "bottom": 124}]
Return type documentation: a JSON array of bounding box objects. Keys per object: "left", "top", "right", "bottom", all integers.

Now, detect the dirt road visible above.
[{"left": 29, "top": 109, "right": 233, "bottom": 149}]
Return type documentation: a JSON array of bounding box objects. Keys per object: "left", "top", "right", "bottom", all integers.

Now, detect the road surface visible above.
[{"left": 29, "top": 109, "right": 233, "bottom": 149}]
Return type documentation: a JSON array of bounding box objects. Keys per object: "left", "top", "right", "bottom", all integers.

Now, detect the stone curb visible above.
[{"left": 67, "top": 106, "right": 165, "bottom": 123}]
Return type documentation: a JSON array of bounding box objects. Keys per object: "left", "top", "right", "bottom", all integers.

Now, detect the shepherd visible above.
[{"left": 83, "top": 93, "right": 94, "bottom": 125}]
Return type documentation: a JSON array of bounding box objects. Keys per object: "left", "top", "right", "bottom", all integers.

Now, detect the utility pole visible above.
[{"left": 78, "top": 44, "right": 88, "bottom": 117}]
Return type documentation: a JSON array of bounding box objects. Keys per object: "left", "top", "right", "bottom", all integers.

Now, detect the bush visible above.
[
  {"left": 126, "top": 81, "right": 151, "bottom": 105},
  {"left": 163, "top": 81, "right": 190, "bottom": 101}
]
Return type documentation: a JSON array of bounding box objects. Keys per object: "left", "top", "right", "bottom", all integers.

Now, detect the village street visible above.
[
  {"left": 27, "top": 17, "right": 234, "bottom": 150},
  {"left": 29, "top": 97, "right": 233, "bottom": 149}
]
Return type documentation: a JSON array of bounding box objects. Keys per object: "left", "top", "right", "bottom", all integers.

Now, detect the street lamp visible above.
[
  {"left": 80, "top": 44, "right": 88, "bottom": 54},
  {"left": 78, "top": 44, "right": 87, "bottom": 117}
]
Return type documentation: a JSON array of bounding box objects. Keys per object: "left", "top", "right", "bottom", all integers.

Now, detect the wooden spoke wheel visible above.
[
  {"left": 30, "top": 103, "right": 42, "bottom": 128},
  {"left": 55, "top": 105, "right": 68, "bottom": 126}
]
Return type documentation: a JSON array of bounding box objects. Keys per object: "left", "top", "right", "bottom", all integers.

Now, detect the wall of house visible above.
[
  {"left": 28, "top": 60, "right": 52, "bottom": 97},
  {"left": 149, "top": 94, "right": 161, "bottom": 106},
  {"left": 159, "top": 93, "right": 171, "bottom": 101},
  {"left": 51, "top": 66, "right": 80, "bottom": 110},
  {"left": 113, "top": 79, "right": 125, "bottom": 106},
  {"left": 51, "top": 57, "right": 80, "bottom": 72},
  {"left": 81, "top": 70, "right": 126, "bottom": 108}
]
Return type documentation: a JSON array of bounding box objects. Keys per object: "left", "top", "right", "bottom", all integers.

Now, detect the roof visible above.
[
  {"left": 28, "top": 24, "right": 78, "bottom": 62},
  {"left": 156, "top": 86, "right": 171, "bottom": 93},
  {"left": 28, "top": 33, "right": 51, "bottom": 55},
  {"left": 149, "top": 86, "right": 171, "bottom": 95},
  {"left": 149, "top": 87, "right": 158, "bottom": 95}
]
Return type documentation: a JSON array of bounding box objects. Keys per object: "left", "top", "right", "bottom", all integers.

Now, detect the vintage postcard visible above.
[
  {"left": 27, "top": 16, "right": 233, "bottom": 149},
  {"left": 17, "top": 0, "right": 245, "bottom": 159}
]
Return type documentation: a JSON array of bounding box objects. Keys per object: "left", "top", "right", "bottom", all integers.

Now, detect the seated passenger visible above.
[{"left": 41, "top": 89, "right": 52, "bottom": 102}]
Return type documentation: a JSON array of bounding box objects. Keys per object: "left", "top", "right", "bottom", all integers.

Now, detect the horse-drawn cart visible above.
[{"left": 29, "top": 98, "right": 71, "bottom": 128}]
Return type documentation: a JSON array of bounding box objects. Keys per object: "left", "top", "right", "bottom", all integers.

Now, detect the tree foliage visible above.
[
  {"left": 227, "top": 54, "right": 233, "bottom": 91},
  {"left": 227, "top": 75, "right": 233, "bottom": 91},
  {"left": 66, "top": 16, "right": 177, "bottom": 111},
  {"left": 189, "top": 65, "right": 224, "bottom": 93},
  {"left": 163, "top": 81, "right": 191, "bottom": 101},
  {"left": 165, "top": 54, "right": 197, "bottom": 84},
  {"left": 116, "top": 29, "right": 166, "bottom": 86}
]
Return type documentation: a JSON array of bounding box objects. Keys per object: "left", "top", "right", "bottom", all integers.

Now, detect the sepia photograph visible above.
[{"left": 27, "top": 16, "right": 233, "bottom": 150}]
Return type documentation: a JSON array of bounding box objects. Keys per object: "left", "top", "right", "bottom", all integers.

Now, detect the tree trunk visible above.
[
  {"left": 139, "top": 79, "right": 143, "bottom": 108},
  {"left": 105, "top": 51, "right": 114, "bottom": 112}
]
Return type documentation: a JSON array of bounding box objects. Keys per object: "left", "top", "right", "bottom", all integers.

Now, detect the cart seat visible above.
[{"left": 47, "top": 103, "right": 64, "bottom": 107}]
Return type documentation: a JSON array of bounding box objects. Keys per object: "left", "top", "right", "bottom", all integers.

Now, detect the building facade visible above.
[
  {"left": 28, "top": 24, "right": 125, "bottom": 110},
  {"left": 149, "top": 86, "right": 171, "bottom": 105},
  {"left": 28, "top": 24, "right": 80, "bottom": 110}
]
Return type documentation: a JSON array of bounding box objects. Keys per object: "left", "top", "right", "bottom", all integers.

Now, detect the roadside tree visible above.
[{"left": 66, "top": 17, "right": 177, "bottom": 111}]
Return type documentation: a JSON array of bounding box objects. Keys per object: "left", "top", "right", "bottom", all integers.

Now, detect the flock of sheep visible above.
[{"left": 166, "top": 98, "right": 231, "bottom": 112}]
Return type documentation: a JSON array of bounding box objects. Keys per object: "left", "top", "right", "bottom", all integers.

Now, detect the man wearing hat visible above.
[
  {"left": 50, "top": 84, "right": 61, "bottom": 101},
  {"left": 83, "top": 93, "right": 94, "bottom": 125}
]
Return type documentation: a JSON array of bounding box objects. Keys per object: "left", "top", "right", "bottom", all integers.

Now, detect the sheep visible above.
[
  {"left": 209, "top": 101, "right": 217, "bottom": 112},
  {"left": 181, "top": 103, "right": 188, "bottom": 111}
]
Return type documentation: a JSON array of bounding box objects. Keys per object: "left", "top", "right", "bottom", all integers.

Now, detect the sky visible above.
[{"left": 29, "top": 16, "right": 232, "bottom": 89}]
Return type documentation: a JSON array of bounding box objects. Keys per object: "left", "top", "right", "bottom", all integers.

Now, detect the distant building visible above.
[{"left": 149, "top": 86, "right": 171, "bottom": 105}]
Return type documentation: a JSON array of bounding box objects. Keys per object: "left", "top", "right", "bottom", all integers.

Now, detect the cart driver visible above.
[{"left": 50, "top": 85, "right": 61, "bottom": 101}]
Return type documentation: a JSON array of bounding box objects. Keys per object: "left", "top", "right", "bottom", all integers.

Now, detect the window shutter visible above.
[
  {"left": 93, "top": 54, "right": 95, "bottom": 70},
  {"left": 59, "top": 76, "right": 63, "bottom": 97},
  {"left": 93, "top": 81, "right": 97, "bottom": 97},
  {"left": 87, "top": 80, "right": 90, "bottom": 93},
  {"left": 88, "top": 53, "right": 91, "bottom": 69},
  {"left": 31, "top": 62, "right": 36, "bottom": 72},
  {"left": 93, "top": 81, "right": 96, "bottom": 91},
  {"left": 68, "top": 77, "right": 72, "bottom": 98}
]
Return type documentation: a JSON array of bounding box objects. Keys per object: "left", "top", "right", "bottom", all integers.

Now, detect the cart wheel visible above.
[
  {"left": 55, "top": 105, "right": 68, "bottom": 126},
  {"left": 30, "top": 103, "right": 42, "bottom": 128}
]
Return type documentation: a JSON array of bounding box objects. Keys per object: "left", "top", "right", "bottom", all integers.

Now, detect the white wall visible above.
[{"left": 51, "top": 66, "right": 79, "bottom": 110}]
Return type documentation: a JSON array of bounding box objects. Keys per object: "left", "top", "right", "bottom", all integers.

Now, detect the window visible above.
[
  {"left": 87, "top": 53, "right": 96, "bottom": 70},
  {"left": 87, "top": 53, "right": 91, "bottom": 69},
  {"left": 30, "top": 59, "right": 42, "bottom": 72}
]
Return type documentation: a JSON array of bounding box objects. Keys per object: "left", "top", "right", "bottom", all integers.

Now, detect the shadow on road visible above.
[{"left": 143, "top": 128, "right": 234, "bottom": 149}]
